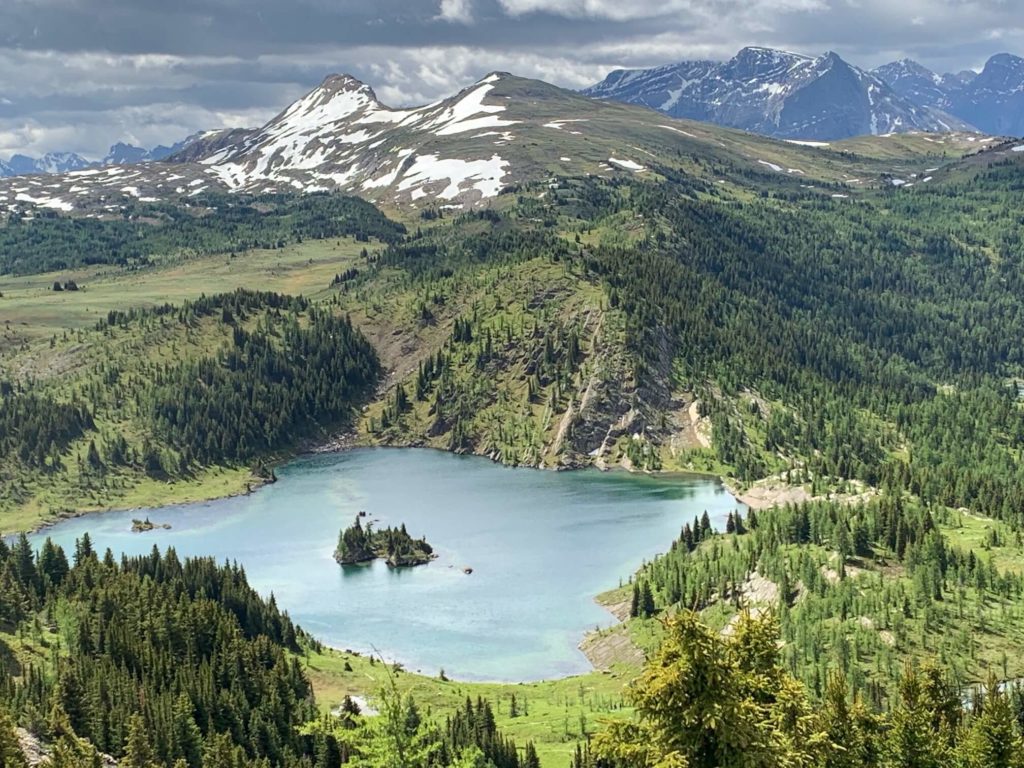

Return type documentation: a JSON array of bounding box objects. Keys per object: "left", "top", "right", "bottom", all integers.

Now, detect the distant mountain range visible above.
[
  {"left": 0, "top": 70, "right": 835, "bottom": 213},
  {"left": 584, "top": 47, "right": 1024, "bottom": 140},
  {"left": 0, "top": 135, "right": 201, "bottom": 178},
  {"left": 874, "top": 54, "right": 1024, "bottom": 136},
  {"left": 1, "top": 68, "right": 1020, "bottom": 216},
  {"left": 3, "top": 47, "right": 1021, "bottom": 184}
]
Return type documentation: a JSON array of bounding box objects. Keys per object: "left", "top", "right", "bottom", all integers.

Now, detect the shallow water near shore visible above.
[{"left": 30, "top": 448, "right": 741, "bottom": 681}]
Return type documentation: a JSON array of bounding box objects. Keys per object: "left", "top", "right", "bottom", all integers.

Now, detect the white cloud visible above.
[
  {"left": 496, "top": 0, "right": 825, "bottom": 22},
  {"left": 437, "top": 0, "right": 474, "bottom": 23},
  {"left": 1, "top": 0, "right": 1023, "bottom": 157}
]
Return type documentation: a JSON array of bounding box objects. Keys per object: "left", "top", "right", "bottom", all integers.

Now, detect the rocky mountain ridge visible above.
[{"left": 584, "top": 46, "right": 970, "bottom": 140}]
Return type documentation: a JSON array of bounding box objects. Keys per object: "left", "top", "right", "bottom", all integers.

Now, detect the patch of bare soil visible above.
[
  {"left": 730, "top": 475, "right": 878, "bottom": 511},
  {"left": 720, "top": 571, "right": 780, "bottom": 636},
  {"left": 579, "top": 598, "right": 645, "bottom": 670},
  {"left": 580, "top": 624, "right": 645, "bottom": 671}
]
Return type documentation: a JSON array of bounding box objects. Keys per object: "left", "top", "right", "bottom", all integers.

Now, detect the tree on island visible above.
[
  {"left": 337, "top": 516, "right": 374, "bottom": 563},
  {"left": 335, "top": 516, "right": 435, "bottom": 568}
]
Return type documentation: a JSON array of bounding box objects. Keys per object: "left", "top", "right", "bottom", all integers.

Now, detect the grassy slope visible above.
[
  {"left": 0, "top": 237, "right": 376, "bottom": 532},
  {"left": 344, "top": 253, "right": 627, "bottom": 467},
  {"left": 0, "top": 611, "right": 640, "bottom": 768},
  {"left": 303, "top": 648, "right": 637, "bottom": 767},
  {"left": 613, "top": 504, "right": 1024, "bottom": 697},
  {"left": 0, "top": 237, "right": 363, "bottom": 351}
]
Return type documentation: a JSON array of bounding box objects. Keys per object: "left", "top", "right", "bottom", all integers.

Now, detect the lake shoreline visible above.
[
  {"left": 25, "top": 447, "right": 739, "bottom": 684},
  {"left": 15, "top": 428, "right": 743, "bottom": 536},
  {"left": 578, "top": 596, "right": 644, "bottom": 672}
]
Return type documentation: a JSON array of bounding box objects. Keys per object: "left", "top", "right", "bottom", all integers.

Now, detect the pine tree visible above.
[
  {"left": 171, "top": 695, "right": 203, "bottom": 768},
  {"left": 593, "top": 611, "right": 826, "bottom": 768},
  {"left": 0, "top": 708, "right": 27, "bottom": 768},
  {"left": 640, "top": 581, "right": 655, "bottom": 618},
  {"left": 886, "top": 665, "right": 947, "bottom": 768},
  {"left": 86, "top": 439, "right": 104, "bottom": 472},
  {"left": 523, "top": 742, "right": 540, "bottom": 768},
  {"left": 820, "top": 672, "right": 881, "bottom": 768},
  {"left": 38, "top": 538, "right": 69, "bottom": 588},
  {"left": 961, "top": 674, "right": 1023, "bottom": 768},
  {"left": 121, "top": 714, "right": 157, "bottom": 768}
]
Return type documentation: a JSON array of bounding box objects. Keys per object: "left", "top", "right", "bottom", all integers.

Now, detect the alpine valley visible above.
[{"left": 7, "top": 57, "right": 1024, "bottom": 768}]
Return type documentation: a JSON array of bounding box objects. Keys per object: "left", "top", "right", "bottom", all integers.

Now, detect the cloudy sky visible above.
[{"left": 1, "top": 0, "right": 1021, "bottom": 159}]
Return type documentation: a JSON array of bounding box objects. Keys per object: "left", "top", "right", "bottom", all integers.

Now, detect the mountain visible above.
[
  {"left": 583, "top": 46, "right": 971, "bottom": 140},
  {"left": 872, "top": 58, "right": 969, "bottom": 110},
  {"left": 0, "top": 69, "right": 1010, "bottom": 218},
  {"left": 0, "top": 134, "right": 205, "bottom": 179},
  {"left": 951, "top": 53, "right": 1024, "bottom": 135},
  {"left": 0, "top": 70, "right": 772, "bottom": 212},
  {"left": 0, "top": 151, "right": 92, "bottom": 177},
  {"left": 165, "top": 127, "right": 258, "bottom": 162},
  {"left": 103, "top": 133, "right": 205, "bottom": 165},
  {"left": 874, "top": 53, "right": 1024, "bottom": 136}
]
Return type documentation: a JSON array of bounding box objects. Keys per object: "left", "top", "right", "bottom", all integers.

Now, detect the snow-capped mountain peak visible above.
[
  {"left": 584, "top": 46, "right": 971, "bottom": 140},
  {"left": 0, "top": 151, "right": 92, "bottom": 178},
  {"left": 193, "top": 68, "right": 520, "bottom": 196},
  {"left": 0, "top": 71, "right": 660, "bottom": 213}
]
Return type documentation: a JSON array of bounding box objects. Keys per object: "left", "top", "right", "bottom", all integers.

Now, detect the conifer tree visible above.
[
  {"left": 121, "top": 714, "right": 157, "bottom": 768},
  {"left": 961, "top": 675, "right": 1023, "bottom": 768},
  {"left": 0, "top": 708, "right": 27, "bottom": 768},
  {"left": 640, "top": 582, "right": 656, "bottom": 618},
  {"left": 523, "top": 742, "right": 540, "bottom": 768},
  {"left": 820, "top": 672, "right": 881, "bottom": 768},
  {"left": 886, "top": 665, "right": 946, "bottom": 768}
]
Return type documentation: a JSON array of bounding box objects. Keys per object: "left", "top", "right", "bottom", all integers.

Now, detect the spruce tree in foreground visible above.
[{"left": 0, "top": 708, "right": 28, "bottom": 768}]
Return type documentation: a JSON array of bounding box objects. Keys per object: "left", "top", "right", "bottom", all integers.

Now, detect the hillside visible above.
[
  {"left": 3, "top": 69, "right": 1024, "bottom": 530},
  {"left": 0, "top": 71, "right": 991, "bottom": 221},
  {"left": 6, "top": 66, "right": 1024, "bottom": 768}
]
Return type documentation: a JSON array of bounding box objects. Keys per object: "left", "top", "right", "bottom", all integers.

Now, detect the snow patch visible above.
[
  {"left": 396, "top": 153, "right": 509, "bottom": 200},
  {"left": 608, "top": 157, "right": 645, "bottom": 172},
  {"left": 658, "top": 125, "right": 698, "bottom": 138},
  {"left": 14, "top": 192, "right": 73, "bottom": 211},
  {"left": 427, "top": 84, "right": 518, "bottom": 137},
  {"left": 361, "top": 162, "right": 403, "bottom": 190},
  {"left": 758, "top": 160, "right": 784, "bottom": 172}
]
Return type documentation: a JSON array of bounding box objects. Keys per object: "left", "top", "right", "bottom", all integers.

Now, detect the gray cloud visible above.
[{"left": 0, "top": 0, "right": 1022, "bottom": 158}]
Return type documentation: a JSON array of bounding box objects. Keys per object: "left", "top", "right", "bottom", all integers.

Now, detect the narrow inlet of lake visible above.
[{"left": 30, "top": 448, "right": 743, "bottom": 681}]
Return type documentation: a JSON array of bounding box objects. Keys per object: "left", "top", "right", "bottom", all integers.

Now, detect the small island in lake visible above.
[
  {"left": 131, "top": 517, "right": 171, "bottom": 533},
  {"left": 334, "top": 515, "right": 436, "bottom": 568}
]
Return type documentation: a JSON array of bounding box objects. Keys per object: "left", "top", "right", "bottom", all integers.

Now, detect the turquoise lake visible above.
[{"left": 28, "top": 448, "right": 742, "bottom": 682}]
